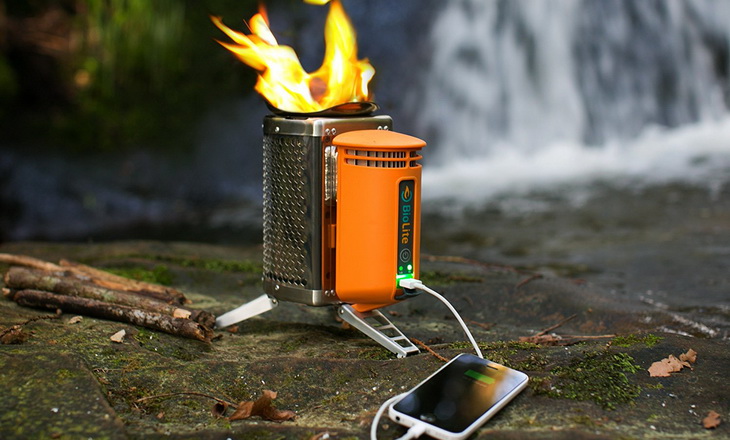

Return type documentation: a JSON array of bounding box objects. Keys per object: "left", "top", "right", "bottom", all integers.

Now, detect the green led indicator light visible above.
[
  {"left": 399, "top": 266, "right": 403, "bottom": 271},
  {"left": 465, "top": 369, "right": 495, "bottom": 385}
]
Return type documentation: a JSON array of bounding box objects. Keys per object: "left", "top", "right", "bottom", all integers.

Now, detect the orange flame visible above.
[{"left": 211, "top": 1, "right": 374, "bottom": 113}]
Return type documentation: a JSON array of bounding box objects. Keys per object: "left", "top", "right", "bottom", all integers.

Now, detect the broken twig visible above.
[
  {"left": 7, "top": 289, "right": 213, "bottom": 342},
  {"left": 411, "top": 338, "right": 449, "bottom": 362},
  {"left": 59, "top": 259, "right": 188, "bottom": 305},
  {"left": 0, "top": 308, "right": 62, "bottom": 344},
  {"left": 0, "top": 253, "right": 189, "bottom": 305},
  {"left": 535, "top": 314, "right": 577, "bottom": 336},
  {"left": 515, "top": 273, "right": 544, "bottom": 289},
  {"left": 464, "top": 318, "right": 494, "bottom": 330},
  {"left": 0, "top": 253, "right": 63, "bottom": 272},
  {"left": 4, "top": 267, "right": 213, "bottom": 327},
  {"left": 136, "top": 391, "right": 235, "bottom": 408},
  {"left": 518, "top": 314, "right": 614, "bottom": 346}
]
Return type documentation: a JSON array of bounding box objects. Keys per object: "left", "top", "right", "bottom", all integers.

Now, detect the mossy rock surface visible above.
[{"left": 0, "top": 241, "right": 728, "bottom": 439}]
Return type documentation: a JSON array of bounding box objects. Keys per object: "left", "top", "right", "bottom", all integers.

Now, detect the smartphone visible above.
[{"left": 388, "top": 353, "right": 528, "bottom": 440}]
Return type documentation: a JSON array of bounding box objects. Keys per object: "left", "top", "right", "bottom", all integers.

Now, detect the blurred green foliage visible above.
[{"left": 1, "top": 0, "right": 261, "bottom": 151}]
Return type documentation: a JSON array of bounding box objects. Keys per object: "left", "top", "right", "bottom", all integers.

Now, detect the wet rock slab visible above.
[
  {"left": 0, "top": 241, "right": 727, "bottom": 439},
  {"left": 0, "top": 349, "right": 126, "bottom": 439}
]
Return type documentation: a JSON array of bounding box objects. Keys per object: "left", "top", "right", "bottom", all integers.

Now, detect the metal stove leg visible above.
[
  {"left": 215, "top": 294, "right": 279, "bottom": 329},
  {"left": 337, "top": 305, "right": 420, "bottom": 358}
]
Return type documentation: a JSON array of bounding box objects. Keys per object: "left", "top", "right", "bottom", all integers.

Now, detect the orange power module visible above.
[{"left": 333, "top": 129, "right": 426, "bottom": 312}]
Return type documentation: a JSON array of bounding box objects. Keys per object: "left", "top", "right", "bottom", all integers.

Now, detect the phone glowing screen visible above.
[{"left": 392, "top": 354, "right": 526, "bottom": 433}]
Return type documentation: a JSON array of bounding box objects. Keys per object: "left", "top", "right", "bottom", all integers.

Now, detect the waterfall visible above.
[
  {"left": 412, "top": 0, "right": 585, "bottom": 158},
  {"left": 398, "top": 0, "right": 730, "bottom": 201}
]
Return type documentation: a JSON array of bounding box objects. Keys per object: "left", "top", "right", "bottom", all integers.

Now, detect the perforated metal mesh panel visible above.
[
  {"left": 261, "top": 115, "right": 393, "bottom": 305},
  {"left": 262, "top": 134, "right": 321, "bottom": 288}
]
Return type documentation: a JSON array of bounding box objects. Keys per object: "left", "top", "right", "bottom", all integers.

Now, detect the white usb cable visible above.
[
  {"left": 371, "top": 393, "right": 426, "bottom": 440},
  {"left": 371, "top": 279, "right": 485, "bottom": 440},
  {"left": 399, "top": 278, "right": 484, "bottom": 359}
]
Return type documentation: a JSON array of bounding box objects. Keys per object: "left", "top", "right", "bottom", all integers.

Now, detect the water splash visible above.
[{"left": 423, "top": 116, "right": 730, "bottom": 203}]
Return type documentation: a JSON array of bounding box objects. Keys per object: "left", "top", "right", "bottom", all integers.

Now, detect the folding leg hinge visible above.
[{"left": 337, "top": 305, "right": 419, "bottom": 358}]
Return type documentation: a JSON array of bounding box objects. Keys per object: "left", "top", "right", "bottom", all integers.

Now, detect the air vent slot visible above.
[{"left": 345, "top": 150, "right": 420, "bottom": 168}]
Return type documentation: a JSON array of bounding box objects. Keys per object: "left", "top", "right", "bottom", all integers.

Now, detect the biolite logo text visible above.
[{"left": 397, "top": 180, "right": 415, "bottom": 278}]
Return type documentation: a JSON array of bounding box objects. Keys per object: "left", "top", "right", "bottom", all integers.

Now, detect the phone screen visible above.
[{"left": 392, "top": 354, "right": 527, "bottom": 434}]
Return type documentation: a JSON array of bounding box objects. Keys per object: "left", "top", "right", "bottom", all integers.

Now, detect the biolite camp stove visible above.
[{"left": 216, "top": 110, "right": 426, "bottom": 357}]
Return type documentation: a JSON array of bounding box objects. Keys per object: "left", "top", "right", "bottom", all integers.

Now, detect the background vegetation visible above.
[{"left": 0, "top": 0, "right": 263, "bottom": 151}]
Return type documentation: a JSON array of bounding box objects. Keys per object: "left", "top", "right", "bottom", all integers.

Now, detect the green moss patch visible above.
[
  {"left": 90, "top": 254, "right": 263, "bottom": 276},
  {"left": 105, "top": 264, "right": 174, "bottom": 285},
  {"left": 448, "top": 340, "right": 546, "bottom": 371},
  {"left": 611, "top": 333, "right": 662, "bottom": 348},
  {"left": 357, "top": 347, "right": 396, "bottom": 361},
  {"left": 534, "top": 350, "right": 641, "bottom": 410}
]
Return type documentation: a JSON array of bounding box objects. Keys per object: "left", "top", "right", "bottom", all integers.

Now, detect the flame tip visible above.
[{"left": 213, "top": 0, "right": 374, "bottom": 112}]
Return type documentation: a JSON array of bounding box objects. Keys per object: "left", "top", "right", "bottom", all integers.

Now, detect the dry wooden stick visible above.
[
  {"left": 60, "top": 259, "right": 189, "bottom": 305},
  {"left": 0, "top": 313, "right": 61, "bottom": 344},
  {"left": 464, "top": 318, "right": 494, "bottom": 330},
  {"left": 0, "top": 253, "right": 64, "bottom": 272},
  {"left": 515, "top": 273, "right": 544, "bottom": 289},
  {"left": 517, "top": 314, "right": 576, "bottom": 345},
  {"left": 411, "top": 338, "right": 449, "bottom": 362},
  {"left": 561, "top": 334, "right": 616, "bottom": 340},
  {"left": 0, "top": 253, "right": 190, "bottom": 304},
  {"left": 516, "top": 315, "right": 616, "bottom": 346},
  {"left": 6, "top": 289, "right": 212, "bottom": 342},
  {"left": 535, "top": 314, "right": 577, "bottom": 336},
  {"left": 521, "top": 333, "right": 616, "bottom": 346},
  {"left": 135, "top": 392, "right": 236, "bottom": 408},
  {"left": 4, "top": 267, "right": 214, "bottom": 328}
]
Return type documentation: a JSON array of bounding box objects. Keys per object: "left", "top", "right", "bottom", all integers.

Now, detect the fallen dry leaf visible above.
[
  {"left": 648, "top": 360, "right": 673, "bottom": 377},
  {"left": 229, "top": 390, "right": 296, "bottom": 422},
  {"left": 0, "top": 325, "right": 28, "bottom": 344},
  {"left": 680, "top": 348, "right": 697, "bottom": 364},
  {"left": 648, "top": 355, "right": 683, "bottom": 377},
  {"left": 68, "top": 316, "right": 83, "bottom": 324},
  {"left": 648, "top": 349, "right": 698, "bottom": 377},
  {"left": 703, "top": 410, "right": 721, "bottom": 429},
  {"left": 667, "top": 354, "right": 688, "bottom": 372},
  {"left": 211, "top": 401, "right": 228, "bottom": 418},
  {"left": 110, "top": 329, "right": 126, "bottom": 343}
]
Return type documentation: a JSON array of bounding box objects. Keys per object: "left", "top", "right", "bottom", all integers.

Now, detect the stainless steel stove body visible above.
[
  {"left": 216, "top": 113, "right": 420, "bottom": 357},
  {"left": 261, "top": 115, "right": 392, "bottom": 305}
]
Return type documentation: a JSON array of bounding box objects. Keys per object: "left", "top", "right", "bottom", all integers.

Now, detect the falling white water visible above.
[
  {"left": 410, "top": 0, "right": 730, "bottom": 203},
  {"left": 423, "top": 117, "right": 730, "bottom": 203}
]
